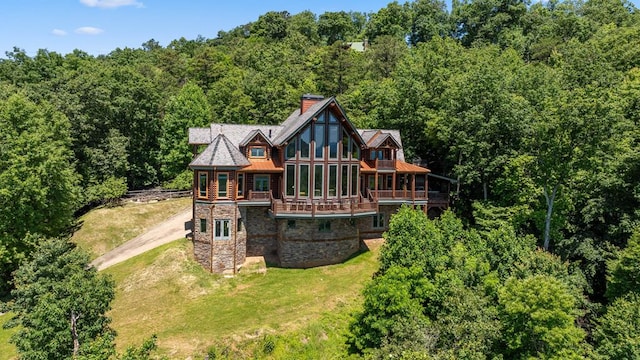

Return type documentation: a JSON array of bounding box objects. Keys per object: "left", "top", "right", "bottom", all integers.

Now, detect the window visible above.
[
  {"left": 342, "top": 131, "right": 350, "bottom": 159},
  {"left": 373, "top": 214, "right": 385, "bottom": 229},
  {"left": 319, "top": 220, "right": 331, "bottom": 232},
  {"left": 217, "top": 173, "right": 228, "bottom": 198},
  {"left": 250, "top": 146, "right": 266, "bottom": 158},
  {"left": 200, "top": 218, "right": 207, "bottom": 233},
  {"left": 237, "top": 219, "right": 243, "bottom": 232},
  {"left": 328, "top": 165, "right": 337, "bottom": 197},
  {"left": 341, "top": 165, "right": 348, "bottom": 197},
  {"left": 198, "top": 172, "right": 208, "bottom": 198},
  {"left": 351, "top": 140, "right": 359, "bottom": 159},
  {"left": 254, "top": 175, "right": 269, "bottom": 192},
  {"left": 215, "top": 219, "right": 230, "bottom": 240},
  {"left": 287, "top": 220, "right": 296, "bottom": 229},
  {"left": 351, "top": 165, "right": 359, "bottom": 196},
  {"left": 314, "top": 165, "right": 323, "bottom": 197},
  {"left": 329, "top": 112, "right": 338, "bottom": 123},
  {"left": 368, "top": 176, "right": 375, "bottom": 191},
  {"left": 315, "top": 123, "right": 325, "bottom": 159},
  {"left": 237, "top": 173, "right": 244, "bottom": 198},
  {"left": 328, "top": 125, "right": 339, "bottom": 158},
  {"left": 286, "top": 164, "right": 295, "bottom": 196},
  {"left": 300, "top": 127, "right": 311, "bottom": 159},
  {"left": 299, "top": 165, "right": 309, "bottom": 197},
  {"left": 286, "top": 142, "right": 296, "bottom": 160}
]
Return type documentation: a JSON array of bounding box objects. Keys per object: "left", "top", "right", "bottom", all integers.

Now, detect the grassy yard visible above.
[
  {"left": 0, "top": 314, "right": 18, "bottom": 360},
  {"left": 72, "top": 197, "right": 191, "bottom": 258},
  {"left": 106, "top": 239, "right": 380, "bottom": 358}
]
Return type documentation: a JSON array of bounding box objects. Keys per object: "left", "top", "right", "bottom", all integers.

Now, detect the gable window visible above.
[
  {"left": 200, "top": 218, "right": 207, "bottom": 233},
  {"left": 342, "top": 131, "right": 350, "bottom": 159},
  {"left": 318, "top": 220, "right": 331, "bottom": 233},
  {"left": 300, "top": 127, "right": 311, "bottom": 159},
  {"left": 351, "top": 140, "right": 360, "bottom": 159},
  {"left": 237, "top": 173, "right": 244, "bottom": 198},
  {"left": 254, "top": 175, "right": 270, "bottom": 192},
  {"left": 198, "top": 172, "right": 208, "bottom": 199},
  {"left": 214, "top": 219, "right": 230, "bottom": 240},
  {"left": 314, "top": 123, "right": 325, "bottom": 159},
  {"left": 328, "top": 125, "right": 339, "bottom": 159},
  {"left": 286, "top": 142, "right": 296, "bottom": 160},
  {"left": 250, "top": 146, "right": 266, "bottom": 158},
  {"left": 217, "top": 173, "right": 228, "bottom": 198},
  {"left": 373, "top": 214, "right": 385, "bottom": 229}
]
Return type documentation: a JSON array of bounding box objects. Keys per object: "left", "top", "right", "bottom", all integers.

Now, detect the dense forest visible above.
[{"left": 1, "top": 0, "right": 640, "bottom": 358}]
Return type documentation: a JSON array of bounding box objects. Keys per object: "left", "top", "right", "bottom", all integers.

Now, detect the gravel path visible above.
[{"left": 91, "top": 207, "right": 191, "bottom": 271}]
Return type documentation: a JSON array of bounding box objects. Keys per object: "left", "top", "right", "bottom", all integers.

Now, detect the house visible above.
[{"left": 188, "top": 94, "right": 450, "bottom": 273}]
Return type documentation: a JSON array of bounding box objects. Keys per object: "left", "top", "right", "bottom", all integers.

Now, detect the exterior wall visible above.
[
  {"left": 243, "top": 206, "right": 277, "bottom": 258},
  {"left": 193, "top": 201, "right": 246, "bottom": 273},
  {"left": 358, "top": 205, "right": 400, "bottom": 239},
  {"left": 277, "top": 218, "right": 360, "bottom": 268}
]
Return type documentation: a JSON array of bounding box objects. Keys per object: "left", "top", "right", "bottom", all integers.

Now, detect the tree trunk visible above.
[
  {"left": 483, "top": 181, "right": 488, "bottom": 201},
  {"left": 71, "top": 310, "right": 80, "bottom": 358},
  {"left": 542, "top": 184, "right": 558, "bottom": 251}
]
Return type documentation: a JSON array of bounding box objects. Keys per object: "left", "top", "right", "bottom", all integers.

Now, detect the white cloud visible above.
[
  {"left": 52, "top": 29, "right": 67, "bottom": 36},
  {"left": 75, "top": 26, "right": 105, "bottom": 35},
  {"left": 80, "top": 0, "right": 143, "bottom": 9}
]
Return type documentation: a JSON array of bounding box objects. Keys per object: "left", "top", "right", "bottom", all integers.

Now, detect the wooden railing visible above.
[
  {"left": 369, "top": 189, "right": 428, "bottom": 200},
  {"left": 247, "top": 190, "right": 271, "bottom": 200},
  {"left": 428, "top": 191, "right": 449, "bottom": 204},
  {"left": 271, "top": 197, "right": 377, "bottom": 217},
  {"left": 375, "top": 159, "right": 395, "bottom": 170}
]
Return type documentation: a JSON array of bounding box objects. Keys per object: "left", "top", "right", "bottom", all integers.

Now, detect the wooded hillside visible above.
[{"left": 1, "top": 0, "right": 640, "bottom": 357}]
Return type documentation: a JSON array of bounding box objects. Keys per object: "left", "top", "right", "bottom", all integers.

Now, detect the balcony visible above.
[
  {"left": 370, "top": 189, "right": 428, "bottom": 200},
  {"left": 270, "top": 197, "right": 378, "bottom": 218},
  {"left": 375, "top": 159, "right": 395, "bottom": 170}
]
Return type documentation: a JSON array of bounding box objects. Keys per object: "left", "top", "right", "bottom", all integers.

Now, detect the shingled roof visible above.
[{"left": 190, "top": 133, "right": 251, "bottom": 168}]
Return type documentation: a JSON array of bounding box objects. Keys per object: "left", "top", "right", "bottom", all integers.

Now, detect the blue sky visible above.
[{"left": 0, "top": 0, "right": 393, "bottom": 57}]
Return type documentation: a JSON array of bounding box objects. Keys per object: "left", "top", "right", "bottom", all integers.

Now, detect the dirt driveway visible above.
[{"left": 91, "top": 207, "right": 191, "bottom": 271}]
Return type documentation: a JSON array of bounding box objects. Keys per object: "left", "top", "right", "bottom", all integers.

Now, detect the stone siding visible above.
[
  {"left": 278, "top": 218, "right": 360, "bottom": 268},
  {"left": 243, "top": 206, "right": 277, "bottom": 257},
  {"left": 357, "top": 205, "right": 400, "bottom": 239},
  {"left": 193, "top": 202, "right": 246, "bottom": 273}
]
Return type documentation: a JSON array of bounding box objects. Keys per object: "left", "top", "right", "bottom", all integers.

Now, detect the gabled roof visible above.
[
  {"left": 272, "top": 97, "right": 334, "bottom": 145},
  {"left": 367, "top": 132, "right": 401, "bottom": 149},
  {"left": 239, "top": 129, "right": 273, "bottom": 147},
  {"left": 358, "top": 129, "right": 405, "bottom": 162},
  {"left": 189, "top": 134, "right": 251, "bottom": 168}
]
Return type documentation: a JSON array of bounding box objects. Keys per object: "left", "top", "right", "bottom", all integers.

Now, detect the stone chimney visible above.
[{"left": 300, "top": 94, "right": 324, "bottom": 114}]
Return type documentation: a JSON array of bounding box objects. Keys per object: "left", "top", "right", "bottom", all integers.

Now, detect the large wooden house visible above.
[{"left": 188, "top": 95, "right": 450, "bottom": 273}]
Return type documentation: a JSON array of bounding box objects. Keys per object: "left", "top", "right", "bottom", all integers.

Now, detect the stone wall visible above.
[
  {"left": 277, "top": 218, "right": 360, "bottom": 268},
  {"left": 357, "top": 205, "right": 400, "bottom": 239},
  {"left": 243, "top": 206, "right": 277, "bottom": 258},
  {"left": 193, "top": 202, "right": 246, "bottom": 273}
]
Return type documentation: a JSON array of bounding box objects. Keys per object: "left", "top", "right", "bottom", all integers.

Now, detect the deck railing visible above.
[
  {"left": 271, "top": 197, "right": 377, "bottom": 217},
  {"left": 247, "top": 190, "right": 271, "bottom": 200},
  {"left": 369, "top": 189, "right": 429, "bottom": 200},
  {"left": 375, "top": 159, "right": 395, "bottom": 170}
]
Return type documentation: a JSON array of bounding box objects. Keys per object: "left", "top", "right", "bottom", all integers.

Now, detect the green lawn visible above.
[
  {"left": 0, "top": 314, "right": 18, "bottom": 360},
  {"left": 106, "top": 239, "right": 380, "bottom": 358},
  {"left": 72, "top": 197, "right": 191, "bottom": 258}
]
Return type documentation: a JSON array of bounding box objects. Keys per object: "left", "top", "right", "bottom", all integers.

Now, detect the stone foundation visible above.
[{"left": 193, "top": 203, "right": 404, "bottom": 272}]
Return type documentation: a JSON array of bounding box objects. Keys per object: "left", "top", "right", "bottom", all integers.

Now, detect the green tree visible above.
[
  {"left": 0, "top": 94, "right": 80, "bottom": 293},
  {"left": 159, "top": 81, "right": 211, "bottom": 181},
  {"left": 318, "top": 11, "right": 357, "bottom": 44},
  {"left": 4, "top": 236, "right": 115, "bottom": 359},
  {"left": 594, "top": 293, "right": 640, "bottom": 359},
  {"left": 252, "top": 11, "right": 290, "bottom": 40},
  {"left": 498, "top": 275, "right": 586, "bottom": 359},
  {"left": 606, "top": 230, "right": 640, "bottom": 300}
]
